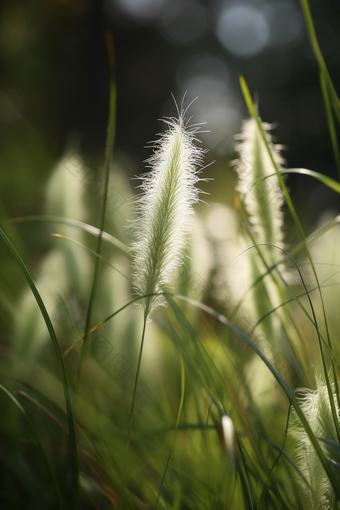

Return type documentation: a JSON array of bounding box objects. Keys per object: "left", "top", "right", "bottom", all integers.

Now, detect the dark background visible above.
[{"left": 1, "top": 0, "right": 340, "bottom": 240}]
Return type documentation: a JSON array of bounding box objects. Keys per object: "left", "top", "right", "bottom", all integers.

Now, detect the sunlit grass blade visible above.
[
  {"left": 164, "top": 299, "right": 293, "bottom": 506},
  {"left": 0, "top": 384, "right": 63, "bottom": 509},
  {"left": 62, "top": 293, "right": 159, "bottom": 358},
  {"left": 319, "top": 69, "right": 340, "bottom": 180},
  {"left": 239, "top": 75, "right": 340, "bottom": 445},
  {"left": 227, "top": 214, "right": 340, "bottom": 327},
  {"left": 266, "top": 437, "right": 310, "bottom": 487},
  {"left": 165, "top": 296, "right": 232, "bottom": 406},
  {"left": 51, "top": 233, "right": 130, "bottom": 281},
  {"left": 165, "top": 292, "right": 340, "bottom": 501},
  {"left": 79, "top": 31, "right": 117, "bottom": 383},
  {"left": 155, "top": 352, "right": 185, "bottom": 509},
  {"left": 269, "top": 367, "right": 316, "bottom": 480},
  {"left": 318, "top": 437, "right": 340, "bottom": 455},
  {"left": 0, "top": 228, "right": 79, "bottom": 509},
  {"left": 251, "top": 168, "right": 340, "bottom": 194},
  {"left": 233, "top": 214, "right": 340, "bottom": 323},
  {"left": 6, "top": 214, "right": 130, "bottom": 256},
  {"left": 299, "top": 0, "right": 340, "bottom": 125}
]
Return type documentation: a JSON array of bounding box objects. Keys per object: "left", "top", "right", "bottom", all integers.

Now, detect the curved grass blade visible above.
[
  {"left": 51, "top": 233, "right": 130, "bottom": 282},
  {"left": 283, "top": 168, "right": 340, "bottom": 193},
  {"left": 239, "top": 76, "right": 340, "bottom": 445},
  {"left": 299, "top": 0, "right": 340, "bottom": 124},
  {"left": 62, "top": 293, "right": 159, "bottom": 357},
  {"left": 155, "top": 352, "right": 185, "bottom": 509},
  {"left": 18, "top": 390, "right": 122, "bottom": 509},
  {"left": 17, "top": 390, "right": 68, "bottom": 433},
  {"left": 318, "top": 437, "right": 340, "bottom": 455},
  {"left": 269, "top": 366, "right": 315, "bottom": 481},
  {"left": 319, "top": 69, "right": 340, "bottom": 180},
  {"left": 6, "top": 215, "right": 130, "bottom": 256},
  {"left": 227, "top": 214, "right": 340, "bottom": 326},
  {"left": 78, "top": 31, "right": 117, "bottom": 384},
  {"left": 265, "top": 437, "right": 310, "bottom": 487},
  {"left": 0, "top": 384, "right": 63, "bottom": 509},
  {"left": 250, "top": 168, "right": 340, "bottom": 194},
  {"left": 164, "top": 299, "right": 291, "bottom": 504},
  {"left": 165, "top": 292, "right": 340, "bottom": 500},
  {"left": 0, "top": 228, "right": 79, "bottom": 509}
]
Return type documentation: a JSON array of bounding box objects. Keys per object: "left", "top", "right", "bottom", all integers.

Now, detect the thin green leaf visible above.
[
  {"left": 318, "top": 437, "right": 340, "bottom": 455},
  {"left": 251, "top": 168, "right": 340, "bottom": 194},
  {"left": 79, "top": 32, "right": 117, "bottom": 383},
  {"left": 239, "top": 76, "right": 340, "bottom": 447},
  {"left": 6, "top": 214, "right": 130, "bottom": 256},
  {"left": 299, "top": 0, "right": 340, "bottom": 125},
  {"left": 0, "top": 228, "right": 79, "bottom": 509},
  {"left": 155, "top": 352, "right": 185, "bottom": 509},
  {"left": 51, "top": 233, "right": 130, "bottom": 282},
  {"left": 319, "top": 69, "right": 340, "bottom": 180},
  {"left": 165, "top": 292, "right": 340, "bottom": 500}
]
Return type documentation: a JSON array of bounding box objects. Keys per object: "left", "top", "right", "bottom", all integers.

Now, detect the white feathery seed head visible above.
[
  {"left": 131, "top": 97, "right": 208, "bottom": 316},
  {"left": 291, "top": 375, "right": 340, "bottom": 509},
  {"left": 233, "top": 117, "right": 285, "bottom": 248}
]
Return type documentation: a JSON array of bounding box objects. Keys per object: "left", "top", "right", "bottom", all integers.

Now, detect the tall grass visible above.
[{"left": 2, "top": 1, "right": 340, "bottom": 508}]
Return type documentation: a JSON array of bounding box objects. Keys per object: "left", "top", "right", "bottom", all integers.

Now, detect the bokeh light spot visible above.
[
  {"left": 216, "top": 5, "right": 269, "bottom": 57},
  {"left": 159, "top": 0, "right": 207, "bottom": 45},
  {"left": 114, "top": 0, "right": 168, "bottom": 20},
  {"left": 265, "top": 1, "right": 304, "bottom": 49}
]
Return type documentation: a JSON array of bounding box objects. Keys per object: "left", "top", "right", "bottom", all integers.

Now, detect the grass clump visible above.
[{"left": 2, "top": 1, "right": 340, "bottom": 508}]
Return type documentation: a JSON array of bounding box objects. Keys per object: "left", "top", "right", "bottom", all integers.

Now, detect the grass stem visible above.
[{"left": 126, "top": 314, "right": 148, "bottom": 450}]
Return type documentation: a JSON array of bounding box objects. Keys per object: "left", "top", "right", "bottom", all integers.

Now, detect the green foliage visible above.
[{"left": 2, "top": 2, "right": 340, "bottom": 509}]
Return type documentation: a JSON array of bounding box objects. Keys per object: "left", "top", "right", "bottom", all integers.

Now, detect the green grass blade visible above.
[
  {"left": 0, "top": 384, "right": 63, "bottom": 509},
  {"left": 79, "top": 32, "right": 117, "bottom": 382},
  {"left": 62, "top": 293, "right": 159, "bottom": 358},
  {"left": 284, "top": 168, "right": 340, "bottom": 193},
  {"left": 319, "top": 69, "right": 340, "bottom": 180},
  {"left": 155, "top": 352, "right": 185, "bottom": 509},
  {"left": 51, "top": 233, "right": 130, "bottom": 282},
  {"left": 166, "top": 292, "right": 340, "bottom": 500},
  {"left": 0, "top": 228, "right": 79, "bottom": 509},
  {"left": 299, "top": 0, "right": 340, "bottom": 125},
  {"left": 227, "top": 214, "right": 340, "bottom": 327},
  {"left": 269, "top": 367, "right": 315, "bottom": 482},
  {"left": 318, "top": 437, "right": 340, "bottom": 455},
  {"left": 251, "top": 168, "right": 340, "bottom": 194},
  {"left": 6, "top": 214, "right": 130, "bottom": 256},
  {"left": 239, "top": 75, "right": 340, "bottom": 445}
]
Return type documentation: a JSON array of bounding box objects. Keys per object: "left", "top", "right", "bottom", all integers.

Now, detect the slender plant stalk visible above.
[
  {"left": 165, "top": 293, "right": 340, "bottom": 499},
  {"left": 78, "top": 31, "right": 117, "bottom": 386},
  {"left": 319, "top": 69, "right": 340, "bottom": 180},
  {"left": 239, "top": 75, "right": 340, "bottom": 444},
  {"left": 62, "top": 293, "right": 159, "bottom": 358},
  {"left": 299, "top": 0, "right": 340, "bottom": 124},
  {"left": 155, "top": 352, "right": 185, "bottom": 509},
  {"left": 126, "top": 314, "right": 147, "bottom": 450}
]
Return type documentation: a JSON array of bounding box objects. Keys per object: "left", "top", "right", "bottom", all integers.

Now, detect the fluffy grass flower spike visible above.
[
  {"left": 234, "top": 117, "right": 285, "bottom": 248},
  {"left": 232, "top": 117, "right": 287, "bottom": 340},
  {"left": 131, "top": 96, "right": 207, "bottom": 318},
  {"left": 127, "top": 97, "right": 208, "bottom": 453},
  {"left": 291, "top": 375, "right": 340, "bottom": 509}
]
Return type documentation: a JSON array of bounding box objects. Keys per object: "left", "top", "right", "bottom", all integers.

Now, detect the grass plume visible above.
[{"left": 131, "top": 98, "right": 207, "bottom": 317}]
